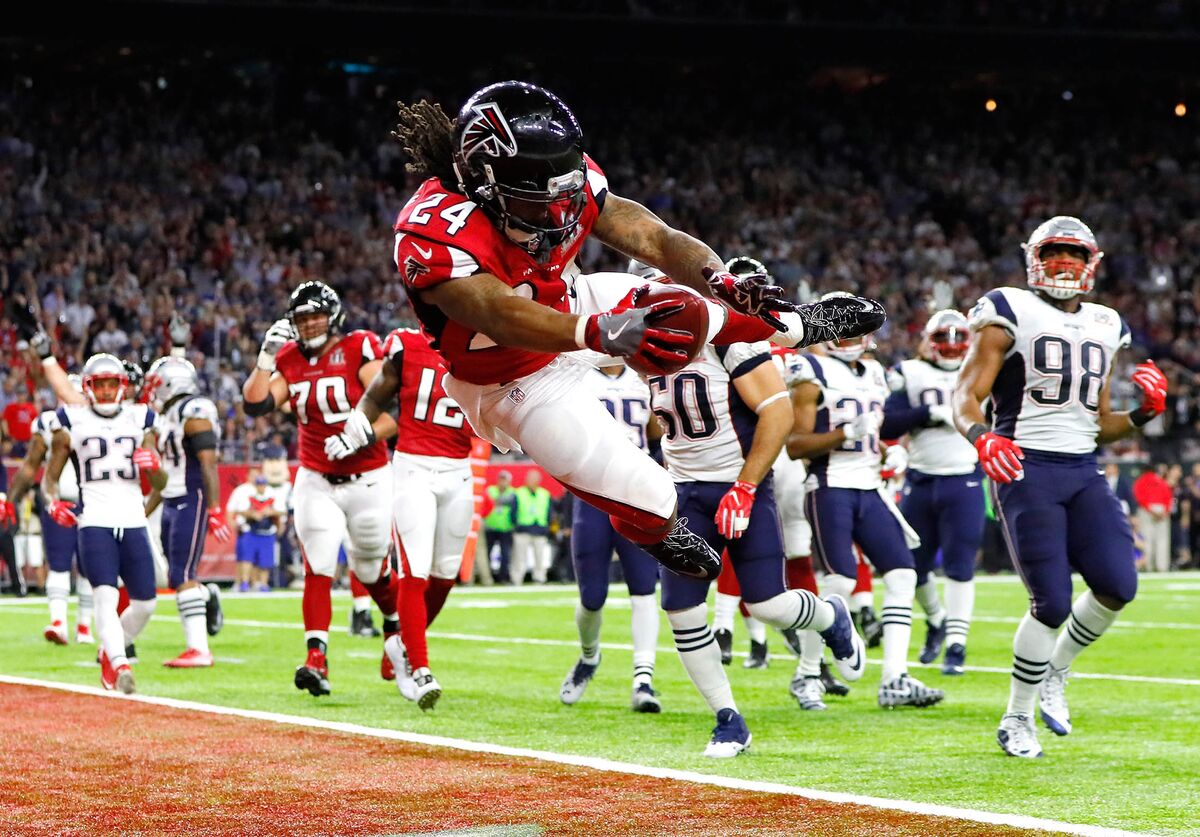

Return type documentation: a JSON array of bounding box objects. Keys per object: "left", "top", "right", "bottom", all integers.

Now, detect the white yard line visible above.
[{"left": 0, "top": 674, "right": 1143, "bottom": 837}]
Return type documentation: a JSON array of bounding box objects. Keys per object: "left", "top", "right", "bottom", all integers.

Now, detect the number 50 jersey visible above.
[{"left": 969, "top": 287, "right": 1129, "bottom": 455}]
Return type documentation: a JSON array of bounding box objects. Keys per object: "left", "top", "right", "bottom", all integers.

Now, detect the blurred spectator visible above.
[
  {"left": 228, "top": 468, "right": 288, "bottom": 593},
  {"left": 512, "top": 470, "right": 552, "bottom": 586},
  {"left": 1, "top": 390, "right": 37, "bottom": 459},
  {"left": 483, "top": 470, "right": 517, "bottom": 583},
  {"left": 1104, "top": 463, "right": 1137, "bottom": 517},
  {"left": 1133, "top": 466, "right": 1174, "bottom": 572}
]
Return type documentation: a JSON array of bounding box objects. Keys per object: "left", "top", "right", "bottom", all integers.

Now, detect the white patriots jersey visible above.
[
  {"left": 650, "top": 342, "right": 772, "bottom": 483},
  {"left": 35, "top": 410, "right": 79, "bottom": 503},
  {"left": 582, "top": 364, "right": 651, "bottom": 451},
  {"left": 794, "top": 354, "right": 887, "bottom": 490},
  {"left": 969, "top": 287, "right": 1129, "bottom": 455},
  {"left": 55, "top": 404, "right": 157, "bottom": 529},
  {"left": 891, "top": 359, "right": 977, "bottom": 475},
  {"left": 157, "top": 395, "right": 220, "bottom": 498}
]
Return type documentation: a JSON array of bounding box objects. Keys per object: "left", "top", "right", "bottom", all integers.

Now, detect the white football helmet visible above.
[
  {"left": 81, "top": 353, "right": 128, "bottom": 417},
  {"left": 923, "top": 309, "right": 970, "bottom": 370},
  {"left": 821, "top": 291, "right": 874, "bottom": 362},
  {"left": 1022, "top": 215, "right": 1103, "bottom": 299},
  {"left": 145, "top": 357, "right": 200, "bottom": 410}
]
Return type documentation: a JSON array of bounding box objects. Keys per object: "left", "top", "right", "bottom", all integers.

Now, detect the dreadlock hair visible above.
[{"left": 392, "top": 99, "right": 457, "bottom": 184}]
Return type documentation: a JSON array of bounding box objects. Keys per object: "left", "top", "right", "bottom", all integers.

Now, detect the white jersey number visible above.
[
  {"left": 290, "top": 377, "right": 352, "bottom": 425},
  {"left": 413, "top": 367, "right": 465, "bottom": 429}
]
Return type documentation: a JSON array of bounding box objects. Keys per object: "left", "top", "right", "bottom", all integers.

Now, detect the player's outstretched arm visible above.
[
  {"left": 1097, "top": 360, "right": 1167, "bottom": 443},
  {"left": 33, "top": 345, "right": 86, "bottom": 406},
  {"left": 4, "top": 435, "right": 49, "bottom": 509},
  {"left": 243, "top": 319, "right": 295, "bottom": 416},
  {"left": 786, "top": 382, "right": 851, "bottom": 460}
]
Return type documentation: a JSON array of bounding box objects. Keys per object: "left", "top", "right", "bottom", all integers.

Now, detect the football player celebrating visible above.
[
  {"left": 327, "top": 326, "right": 475, "bottom": 711},
  {"left": 788, "top": 294, "right": 945, "bottom": 710},
  {"left": 388, "top": 81, "right": 885, "bottom": 592},
  {"left": 35, "top": 354, "right": 164, "bottom": 693},
  {"left": 650, "top": 336, "right": 865, "bottom": 756},
  {"left": 4, "top": 375, "right": 93, "bottom": 645},
  {"left": 241, "top": 281, "right": 401, "bottom": 697},
  {"left": 143, "top": 357, "right": 230, "bottom": 668},
  {"left": 881, "top": 310, "right": 983, "bottom": 675},
  {"left": 953, "top": 216, "right": 1167, "bottom": 757}
]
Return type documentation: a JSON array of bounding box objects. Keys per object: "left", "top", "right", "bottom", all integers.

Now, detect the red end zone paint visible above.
[{"left": 0, "top": 684, "right": 1047, "bottom": 837}]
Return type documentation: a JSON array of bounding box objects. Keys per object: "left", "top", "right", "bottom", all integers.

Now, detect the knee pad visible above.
[
  {"left": 819, "top": 573, "right": 855, "bottom": 602},
  {"left": 128, "top": 598, "right": 157, "bottom": 618},
  {"left": 350, "top": 556, "right": 386, "bottom": 585},
  {"left": 883, "top": 568, "right": 918, "bottom": 600},
  {"left": 744, "top": 592, "right": 797, "bottom": 628}
]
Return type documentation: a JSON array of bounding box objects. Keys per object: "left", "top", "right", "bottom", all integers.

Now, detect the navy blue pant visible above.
[
  {"left": 238, "top": 532, "right": 277, "bottom": 571},
  {"left": 161, "top": 491, "right": 208, "bottom": 588},
  {"left": 806, "top": 487, "right": 914, "bottom": 578},
  {"left": 571, "top": 499, "right": 658, "bottom": 611},
  {"left": 900, "top": 467, "right": 985, "bottom": 585},
  {"left": 40, "top": 509, "right": 79, "bottom": 573},
  {"left": 661, "top": 479, "right": 786, "bottom": 611},
  {"left": 79, "top": 526, "right": 156, "bottom": 600},
  {"left": 993, "top": 450, "right": 1136, "bottom": 628},
  {"left": 486, "top": 530, "right": 513, "bottom": 578}
]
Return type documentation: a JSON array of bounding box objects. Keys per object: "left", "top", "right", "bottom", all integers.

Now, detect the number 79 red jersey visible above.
[
  {"left": 384, "top": 328, "right": 474, "bottom": 459},
  {"left": 275, "top": 330, "right": 390, "bottom": 475}
]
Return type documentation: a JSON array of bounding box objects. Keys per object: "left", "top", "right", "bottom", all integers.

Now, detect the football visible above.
[{"left": 626, "top": 283, "right": 710, "bottom": 377}]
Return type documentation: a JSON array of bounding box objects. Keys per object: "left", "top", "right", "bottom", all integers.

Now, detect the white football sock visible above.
[
  {"left": 353, "top": 595, "right": 370, "bottom": 613},
  {"left": 915, "top": 577, "right": 945, "bottom": 628},
  {"left": 629, "top": 594, "right": 658, "bottom": 686},
  {"left": 575, "top": 602, "right": 602, "bottom": 664},
  {"left": 1050, "top": 591, "right": 1119, "bottom": 671},
  {"left": 713, "top": 592, "right": 739, "bottom": 633},
  {"left": 851, "top": 590, "right": 874, "bottom": 613},
  {"left": 46, "top": 570, "right": 70, "bottom": 626},
  {"left": 743, "top": 614, "right": 767, "bottom": 645},
  {"left": 799, "top": 574, "right": 854, "bottom": 676},
  {"left": 1006, "top": 611, "right": 1058, "bottom": 716},
  {"left": 669, "top": 604, "right": 736, "bottom": 714},
  {"left": 177, "top": 586, "right": 210, "bottom": 653},
  {"left": 120, "top": 598, "right": 157, "bottom": 643},
  {"left": 76, "top": 576, "right": 94, "bottom": 630},
  {"left": 745, "top": 590, "right": 834, "bottom": 633},
  {"left": 93, "top": 585, "right": 128, "bottom": 668},
  {"left": 880, "top": 568, "right": 916, "bottom": 683},
  {"left": 944, "top": 578, "right": 974, "bottom": 647}
]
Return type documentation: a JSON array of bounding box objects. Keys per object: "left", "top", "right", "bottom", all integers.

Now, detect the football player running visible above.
[
  {"left": 649, "top": 328, "right": 865, "bottom": 756},
  {"left": 242, "top": 281, "right": 402, "bottom": 697},
  {"left": 788, "top": 294, "right": 945, "bottom": 710},
  {"left": 37, "top": 354, "right": 164, "bottom": 693},
  {"left": 953, "top": 216, "right": 1167, "bottom": 757},
  {"left": 881, "top": 310, "right": 983, "bottom": 675},
  {"left": 143, "top": 356, "right": 230, "bottom": 668},
  {"left": 388, "top": 80, "right": 885, "bottom": 593},
  {"left": 327, "top": 326, "right": 476, "bottom": 711}
]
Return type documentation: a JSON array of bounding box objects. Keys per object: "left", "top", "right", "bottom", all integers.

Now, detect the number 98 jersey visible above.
[
  {"left": 969, "top": 288, "right": 1130, "bottom": 455},
  {"left": 792, "top": 354, "right": 888, "bottom": 491}
]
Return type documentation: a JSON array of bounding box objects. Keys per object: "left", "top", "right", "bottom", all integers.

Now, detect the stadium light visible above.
[
  {"left": 1175, "top": 102, "right": 1187, "bottom": 117},
  {"left": 984, "top": 98, "right": 998, "bottom": 112},
  {"left": 1062, "top": 90, "right": 1074, "bottom": 101}
]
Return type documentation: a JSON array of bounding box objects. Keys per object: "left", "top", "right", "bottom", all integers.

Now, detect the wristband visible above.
[
  {"left": 256, "top": 350, "right": 277, "bottom": 372},
  {"left": 42, "top": 356, "right": 60, "bottom": 368},
  {"left": 574, "top": 315, "right": 590, "bottom": 350},
  {"left": 1129, "top": 407, "right": 1155, "bottom": 428},
  {"left": 966, "top": 423, "right": 990, "bottom": 445}
]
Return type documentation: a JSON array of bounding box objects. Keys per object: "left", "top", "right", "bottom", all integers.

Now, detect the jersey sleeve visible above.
[
  {"left": 1118, "top": 317, "right": 1132, "bottom": 350},
  {"left": 718, "top": 341, "right": 772, "bottom": 379},
  {"left": 55, "top": 406, "right": 72, "bottom": 430},
  {"left": 383, "top": 329, "right": 406, "bottom": 361},
  {"left": 886, "top": 364, "right": 907, "bottom": 393},
  {"left": 358, "top": 330, "right": 384, "bottom": 363},
  {"left": 181, "top": 397, "right": 219, "bottom": 425},
  {"left": 969, "top": 289, "right": 1019, "bottom": 336},
  {"left": 393, "top": 231, "right": 480, "bottom": 291},
  {"left": 584, "top": 154, "right": 608, "bottom": 212},
  {"left": 791, "top": 354, "right": 827, "bottom": 390}
]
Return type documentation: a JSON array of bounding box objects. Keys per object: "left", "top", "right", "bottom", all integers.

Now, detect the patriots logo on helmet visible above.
[
  {"left": 460, "top": 102, "right": 518, "bottom": 161},
  {"left": 404, "top": 256, "right": 430, "bottom": 283}
]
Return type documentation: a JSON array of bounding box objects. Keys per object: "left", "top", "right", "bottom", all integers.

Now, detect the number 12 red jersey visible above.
[
  {"left": 384, "top": 328, "right": 473, "bottom": 460},
  {"left": 275, "top": 330, "right": 390, "bottom": 475}
]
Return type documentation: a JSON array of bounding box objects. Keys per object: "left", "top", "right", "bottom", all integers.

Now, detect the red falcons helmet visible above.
[
  {"left": 82, "top": 353, "right": 129, "bottom": 417},
  {"left": 924, "top": 309, "right": 970, "bottom": 370},
  {"left": 1022, "top": 215, "right": 1104, "bottom": 299}
]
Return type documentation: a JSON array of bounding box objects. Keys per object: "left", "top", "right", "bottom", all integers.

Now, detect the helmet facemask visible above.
[
  {"left": 1022, "top": 216, "right": 1104, "bottom": 300},
  {"left": 826, "top": 336, "right": 868, "bottom": 363},
  {"left": 84, "top": 373, "right": 127, "bottom": 416}
]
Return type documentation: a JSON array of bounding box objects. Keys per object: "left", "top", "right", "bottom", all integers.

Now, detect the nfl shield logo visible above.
[{"left": 507, "top": 387, "right": 526, "bottom": 404}]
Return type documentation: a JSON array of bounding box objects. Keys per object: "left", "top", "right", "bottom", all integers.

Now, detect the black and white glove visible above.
[
  {"left": 29, "top": 327, "right": 54, "bottom": 362},
  {"left": 792, "top": 296, "right": 887, "bottom": 348},
  {"left": 324, "top": 410, "right": 376, "bottom": 461},
  {"left": 169, "top": 312, "right": 190, "bottom": 357},
  {"left": 257, "top": 319, "right": 295, "bottom": 372}
]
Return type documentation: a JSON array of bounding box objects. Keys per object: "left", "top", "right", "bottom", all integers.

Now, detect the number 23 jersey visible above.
[
  {"left": 969, "top": 287, "right": 1129, "bottom": 455},
  {"left": 55, "top": 403, "right": 158, "bottom": 528},
  {"left": 792, "top": 354, "right": 888, "bottom": 491}
]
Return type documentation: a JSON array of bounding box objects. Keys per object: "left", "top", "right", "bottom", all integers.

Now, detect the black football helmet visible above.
[
  {"left": 122, "top": 359, "right": 145, "bottom": 403},
  {"left": 287, "top": 281, "right": 344, "bottom": 353},
  {"left": 452, "top": 81, "right": 586, "bottom": 262},
  {"left": 724, "top": 255, "right": 771, "bottom": 281}
]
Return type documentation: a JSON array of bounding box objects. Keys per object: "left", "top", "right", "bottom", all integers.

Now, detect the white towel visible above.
[{"left": 877, "top": 486, "right": 921, "bottom": 550}]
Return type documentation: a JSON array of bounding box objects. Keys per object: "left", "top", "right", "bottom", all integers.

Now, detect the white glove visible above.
[
  {"left": 881, "top": 445, "right": 909, "bottom": 480},
  {"left": 257, "top": 319, "right": 296, "bottom": 372},
  {"left": 928, "top": 404, "right": 954, "bottom": 426},
  {"left": 323, "top": 410, "right": 376, "bottom": 461},
  {"left": 843, "top": 410, "right": 881, "bottom": 442}
]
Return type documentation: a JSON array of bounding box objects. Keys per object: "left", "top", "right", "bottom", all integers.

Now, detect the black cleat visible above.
[
  {"left": 819, "top": 660, "right": 850, "bottom": 696},
  {"left": 643, "top": 518, "right": 721, "bottom": 580},
  {"left": 294, "top": 649, "right": 331, "bottom": 697},
  {"left": 779, "top": 626, "right": 804, "bottom": 658},
  {"left": 714, "top": 628, "right": 734, "bottom": 666},
  {"left": 204, "top": 583, "right": 223, "bottom": 636},
  {"left": 793, "top": 296, "right": 887, "bottom": 348},
  {"left": 919, "top": 618, "right": 947, "bottom": 665},
  {"left": 743, "top": 639, "right": 769, "bottom": 669},
  {"left": 125, "top": 643, "right": 138, "bottom": 665},
  {"left": 857, "top": 605, "right": 883, "bottom": 649},
  {"left": 358, "top": 610, "right": 381, "bottom": 638}
]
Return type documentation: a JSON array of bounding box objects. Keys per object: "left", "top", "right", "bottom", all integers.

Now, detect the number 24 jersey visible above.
[{"left": 969, "top": 287, "right": 1129, "bottom": 455}]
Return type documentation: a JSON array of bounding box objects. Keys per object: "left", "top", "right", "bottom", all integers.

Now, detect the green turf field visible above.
[{"left": 1, "top": 573, "right": 1197, "bottom": 835}]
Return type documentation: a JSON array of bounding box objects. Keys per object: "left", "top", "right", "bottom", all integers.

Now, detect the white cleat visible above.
[
  {"left": 384, "top": 635, "right": 417, "bottom": 701},
  {"left": 1039, "top": 666, "right": 1072, "bottom": 736},
  {"left": 559, "top": 656, "right": 600, "bottom": 705},
  {"left": 630, "top": 682, "right": 661, "bottom": 713},
  {"left": 703, "top": 708, "right": 751, "bottom": 758},
  {"left": 998, "top": 713, "right": 1043, "bottom": 758},
  {"left": 116, "top": 666, "right": 136, "bottom": 695},
  {"left": 878, "top": 673, "right": 945, "bottom": 708},
  {"left": 411, "top": 667, "right": 441, "bottom": 711},
  {"left": 790, "top": 675, "right": 827, "bottom": 711},
  {"left": 43, "top": 621, "right": 69, "bottom": 645},
  {"left": 75, "top": 624, "right": 95, "bottom": 645}
]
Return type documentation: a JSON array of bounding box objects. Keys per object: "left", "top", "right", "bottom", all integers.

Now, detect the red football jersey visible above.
[
  {"left": 392, "top": 155, "right": 609, "bottom": 385},
  {"left": 275, "top": 330, "right": 390, "bottom": 475},
  {"left": 384, "top": 328, "right": 474, "bottom": 459}
]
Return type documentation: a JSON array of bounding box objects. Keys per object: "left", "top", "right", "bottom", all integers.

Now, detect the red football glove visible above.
[
  {"left": 49, "top": 500, "right": 78, "bottom": 527},
  {"left": 1131, "top": 360, "right": 1167, "bottom": 417},
  {"left": 715, "top": 480, "right": 757, "bottom": 540},
  {"left": 0, "top": 496, "right": 16, "bottom": 529},
  {"left": 974, "top": 433, "right": 1024, "bottom": 484},
  {"left": 582, "top": 294, "right": 693, "bottom": 374},
  {"left": 132, "top": 447, "right": 161, "bottom": 473},
  {"left": 206, "top": 505, "right": 232, "bottom": 543},
  {"left": 701, "top": 267, "right": 797, "bottom": 331}
]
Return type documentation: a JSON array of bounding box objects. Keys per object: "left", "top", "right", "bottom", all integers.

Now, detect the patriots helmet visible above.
[
  {"left": 82, "top": 353, "right": 129, "bottom": 417},
  {"left": 1022, "top": 215, "right": 1103, "bottom": 299},
  {"left": 923, "top": 309, "right": 970, "bottom": 370}
]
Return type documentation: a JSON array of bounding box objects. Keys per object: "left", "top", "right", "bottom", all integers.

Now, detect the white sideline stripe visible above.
[{"left": 0, "top": 674, "right": 1140, "bottom": 837}]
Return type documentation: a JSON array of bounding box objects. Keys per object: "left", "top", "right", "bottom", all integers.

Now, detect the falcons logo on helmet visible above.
[
  {"left": 460, "top": 102, "right": 518, "bottom": 161},
  {"left": 404, "top": 256, "right": 430, "bottom": 283}
]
